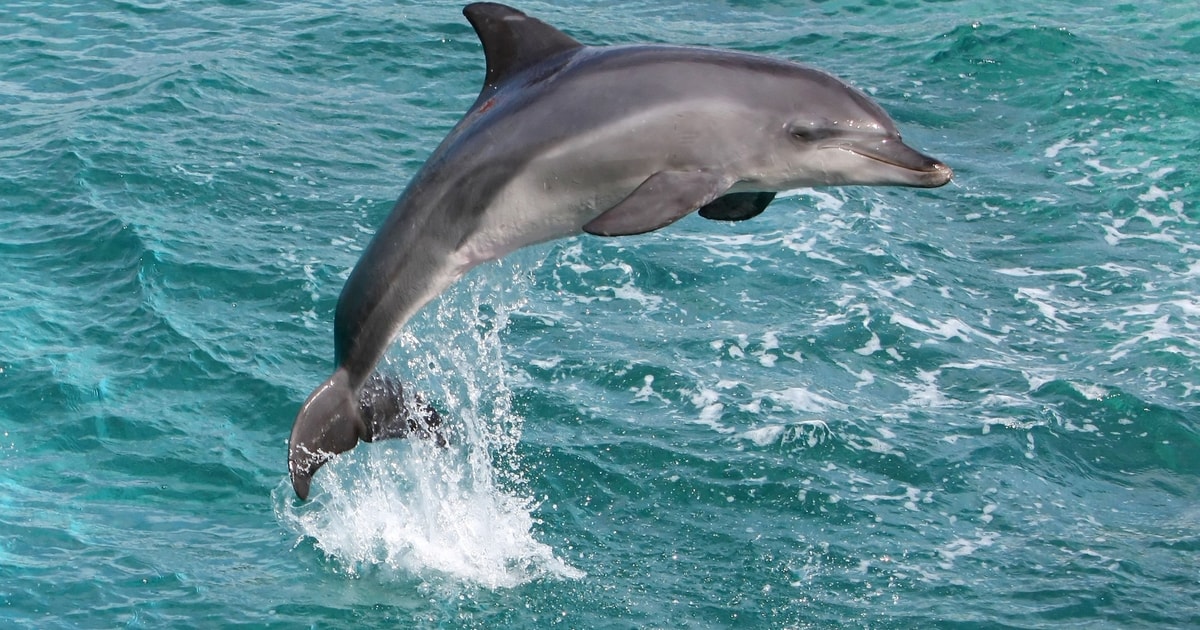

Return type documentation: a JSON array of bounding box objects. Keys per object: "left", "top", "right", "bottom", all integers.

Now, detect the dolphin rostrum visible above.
[{"left": 288, "top": 2, "right": 953, "bottom": 499}]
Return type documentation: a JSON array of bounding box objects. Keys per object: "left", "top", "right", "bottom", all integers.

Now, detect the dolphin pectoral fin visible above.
[
  {"left": 698, "top": 192, "right": 776, "bottom": 222},
  {"left": 583, "top": 171, "right": 731, "bottom": 237},
  {"left": 359, "top": 372, "right": 448, "bottom": 448},
  {"left": 288, "top": 369, "right": 365, "bottom": 500}
]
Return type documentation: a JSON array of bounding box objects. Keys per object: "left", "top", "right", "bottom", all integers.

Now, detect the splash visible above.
[
  {"left": 272, "top": 442, "right": 582, "bottom": 588},
  {"left": 275, "top": 262, "right": 583, "bottom": 588}
]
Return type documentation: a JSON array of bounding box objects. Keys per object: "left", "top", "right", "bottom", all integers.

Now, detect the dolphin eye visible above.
[{"left": 788, "top": 126, "right": 830, "bottom": 142}]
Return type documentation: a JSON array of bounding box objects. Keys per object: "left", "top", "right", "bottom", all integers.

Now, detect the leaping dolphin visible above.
[{"left": 288, "top": 2, "right": 953, "bottom": 499}]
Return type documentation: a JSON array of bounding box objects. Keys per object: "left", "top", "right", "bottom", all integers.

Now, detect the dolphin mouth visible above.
[{"left": 837, "top": 138, "right": 953, "bottom": 188}]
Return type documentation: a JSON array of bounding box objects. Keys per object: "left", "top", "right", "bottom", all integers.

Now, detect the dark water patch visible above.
[
  {"left": 1030, "top": 380, "right": 1200, "bottom": 478},
  {"left": 69, "top": 450, "right": 265, "bottom": 506}
]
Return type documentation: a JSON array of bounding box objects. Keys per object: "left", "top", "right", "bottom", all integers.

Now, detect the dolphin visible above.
[{"left": 288, "top": 2, "right": 952, "bottom": 499}]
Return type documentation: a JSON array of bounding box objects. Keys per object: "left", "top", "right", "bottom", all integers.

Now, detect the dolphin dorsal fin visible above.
[{"left": 463, "top": 3, "right": 583, "bottom": 92}]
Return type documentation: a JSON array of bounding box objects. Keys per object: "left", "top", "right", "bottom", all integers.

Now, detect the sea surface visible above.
[{"left": 2, "top": 0, "right": 1197, "bottom": 627}]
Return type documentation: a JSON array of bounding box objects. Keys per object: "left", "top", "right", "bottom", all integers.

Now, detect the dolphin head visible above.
[{"left": 748, "top": 65, "right": 952, "bottom": 190}]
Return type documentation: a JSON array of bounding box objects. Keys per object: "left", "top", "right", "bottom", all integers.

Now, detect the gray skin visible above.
[{"left": 288, "top": 2, "right": 953, "bottom": 499}]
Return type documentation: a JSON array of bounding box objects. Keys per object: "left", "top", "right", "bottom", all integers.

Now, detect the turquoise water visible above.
[{"left": 2, "top": 0, "right": 1198, "bottom": 626}]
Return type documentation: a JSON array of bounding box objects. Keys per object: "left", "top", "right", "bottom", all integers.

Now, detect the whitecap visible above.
[
  {"left": 690, "top": 387, "right": 734, "bottom": 433},
  {"left": 936, "top": 531, "right": 1000, "bottom": 570},
  {"left": 769, "top": 387, "right": 847, "bottom": 413}
]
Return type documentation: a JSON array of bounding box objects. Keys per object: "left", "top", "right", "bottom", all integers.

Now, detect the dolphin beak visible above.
[{"left": 842, "top": 137, "right": 953, "bottom": 188}]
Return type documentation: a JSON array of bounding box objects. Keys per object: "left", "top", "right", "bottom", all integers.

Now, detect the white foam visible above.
[
  {"left": 608, "top": 282, "right": 665, "bottom": 310},
  {"left": 632, "top": 374, "right": 665, "bottom": 403},
  {"left": 769, "top": 387, "right": 847, "bottom": 413},
  {"left": 530, "top": 356, "right": 562, "bottom": 370},
  {"left": 755, "top": 331, "right": 781, "bottom": 367},
  {"left": 274, "top": 443, "right": 582, "bottom": 588},
  {"left": 741, "top": 425, "right": 786, "bottom": 447},
  {"left": 995, "top": 267, "right": 1087, "bottom": 278},
  {"left": 1084, "top": 158, "right": 1140, "bottom": 177},
  {"left": 691, "top": 387, "right": 734, "bottom": 433},
  {"left": 739, "top": 420, "right": 831, "bottom": 448},
  {"left": 851, "top": 436, "right": 906, "bottom": 457},
  {"left": 761, "top": 331, "right": 780, "bottom": 352},
  {"left": 861, "top": 485, "right": 922, "bottom": 511},
  {"left": 1070, "top": 381, "right": 1109, "bottom": 401},
  {"left": 1044, "top": 137, "right": 1073, "bottom": 159},
  {"left": 1149, "top": 166, "right": 1176, "bottom": 180},
  {"left": 899, "top": 369, "right": 950, "bottom": 408},
  {"left": 1015, "top": 287, "right": 1073, "bottom": 330},
  {"left": 778, "top": 188, "right": 846, "bottom": 212},
  {"left": 1066, "top": 175, "right": 1095, "bottom": 187},
  {"left": 1137, "top": 185, "right": 1170, "bottom": 204},
  {"left": 1103, "top": 223, "right": 1187, "bottom": 248},
  {"left": 854, "top": 331, "right": 882, "bottom": 356},
  {"left": 936, "top": 531, "right": 1000, "bottom": 570},
  {"left": 889, "top": 313, "right": 999, "bottom": 344}
]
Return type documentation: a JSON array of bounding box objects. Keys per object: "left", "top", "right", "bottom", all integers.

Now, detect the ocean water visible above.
[{"left": 2, "top": 0, "right": 1197, "bottom": 627}]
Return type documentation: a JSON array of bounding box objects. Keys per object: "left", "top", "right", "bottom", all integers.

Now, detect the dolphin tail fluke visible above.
[
  {"left": 358, "top": 372, "right": 447, "bottom": 447},
  {"left": 288, "top": 369, "right": 364, "bottom": 500},
  {"left": 288, "top": 370, "right": 448, "bottom": 500}
]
